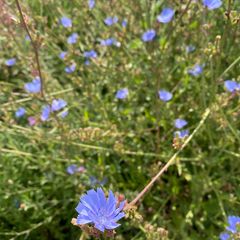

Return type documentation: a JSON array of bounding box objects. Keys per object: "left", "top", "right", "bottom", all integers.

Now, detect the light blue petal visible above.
[
  {"left": 104, "top": 221, "right": 120, "bottom": 230},
  {"left": 224, "top": 80, "right": 237, "bottom": 92},
  {"left": 157, "top": 8, "right": 175, "bottom": 23},
  {"left": 111, "top": 200, "right": 125, "bottom": 217},
  {"left": 94, "top": 223, "right": 105, "bottom": 232},
  {"left": 97, "top": 188, "right": 107, "bottom": 208},
  {"left": 113, "top": 212, "right": 125, "bottom": 222},
  {"left": 76, "top": 214, "right": 92, "bottom": 225},
  {"left": 105, "top": 190, "right": 117, "bottom": 215},
  {"left": 219, "top": 232, "right": 230, "bottom": 240}
]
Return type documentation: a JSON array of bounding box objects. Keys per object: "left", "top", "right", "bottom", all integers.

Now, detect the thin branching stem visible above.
[
  {"left": 126, "top": 108, "right": 210, "bottom": 209},
  {"left": 15, "top": 0, "right": 45, "bottom": 98}
]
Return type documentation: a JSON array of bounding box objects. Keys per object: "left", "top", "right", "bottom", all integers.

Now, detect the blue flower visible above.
[
  {"left": 203, "top": 0, "right": 222, "bottom": 10},
  {"left": 175, "top": 119, "right": 188, "bottom": 129},
  {"left": 188, "top": 64, "right": 203, "bottom": 77},
  {"left": 15, "top": 107, "right": 26, "bottom": 118},
  {"left": 157, "top": 8, "right": 175, "bottom": 23},
  {"left": 59, "top": 51, "right": 67, "bottom": 59},
  {"left": 51, "top": 99, "right": 67, "bottom": 112},
  {"left": 104, "top": 16, "right": 118, "bottom": 26},
  {"left": 75, "top": 188, "right": 125, "bottom": 232},
  {"left": 226, "top": 216, "right": 240, "bottom": 233},
  {"left": 84, "top": 50, "right": 97, "bottom": 58},
  {"left": 60, "top": 110, "right": 69, "bottom": 118},
  {"left": 90, "top": 176, "right": 108, "bottom": 186},
  {"left": 67, "top": 33, "right": 78, "bottom": 44},
  {"left": 100, "top": 38, "right": 117, "bottom": 46},
  {"left": 186, "top": 45, "right": 196, "bottom": 53},
  {"left": 85, "top": 60, "right": 90, "bottom": 65},
  {"left": 5, "top": 58, "right": 16, "bottom": 66},
  {"left": 219, "top": 232, "right": 230, "bottom": 240},
  {"left": 141, "top": 29, "right": 156, "bottom": 42},
  {"left": 65, "top": 63, "right": 76, "bottom": 73},
  {"left": 67, "top": 165, "right": 85, "bottom": 175},
  {"left": 158, "top": 90, "right": 172, "bottom": 102},
  {"left": 41, "top": 105, "right": 51, "bottom": 121},
  {"left": 174, "top": 129, "right": 189, "bottom": 139},
  {"left": 25, "top": 35, "right": 31, "bottom": 41},
  {"left": 24, "top": 77, "right": 41, "bottom": 93},
  {"left": 116, "top": 88, "right": 128, "bottom": 99},
  {"left": 122, "top": 20, "right": 127, "bottom": 28},
  {"left": 88, "top": 0, "right": 95, "bottom": 9},
  {"left": 60, "top": 16, "right": 72, "bottom": 28},
  {"left": 224, "top": 80, "right": 239, "bottom": 92},
  {"left": 67, "top": 164, "right": 77, "bottom": 175}
]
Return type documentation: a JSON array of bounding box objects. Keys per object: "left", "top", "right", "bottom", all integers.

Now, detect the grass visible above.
[{"left": 0, "top": 0, "right": 240, "bottom": 239}]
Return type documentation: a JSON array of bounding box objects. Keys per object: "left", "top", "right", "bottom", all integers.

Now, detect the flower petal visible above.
[
  {"left": 94, "top": 223, "right": 105, "bottom": 232},
  {"left": 76, "top": 214, "right": 92, "bottom": 225}
]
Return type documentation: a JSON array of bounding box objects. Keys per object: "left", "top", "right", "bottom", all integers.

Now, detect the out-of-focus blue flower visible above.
[
  {"left": 75, "top": 188, "right": 125, "bottom": 232},
  {"left": 66, "top": 164, "right": 86, "bottom": 175},
  {"left": 60, "top": 110, "right": 69, "bottom": 118},
  {"left": 88, "top": 0, "right": 95, "bottom": 9},
  {"left": 15, "top": 107, "right": 26, "bottom": 118},
  {"left": 122, "top": 19, "right": 127, "bottom": 28},
  {"left": 158, "top": 90, "right": 172, "bottom": 102},
  {"left": 219, "top": 232, "right": 230, "bottom": 240},
  {"left": 186, "top": 45, "right": 196, "bottom": 53},
  {"left": 5, "top": 58, "right": 16, "bottom": 66},
  {"left": 59, "top": 51, "right": 67, "bottom": 59},
  {"left": 100, "top": 37, "right": 117, "bottom": 46},
  {"left": 175, "top": 129, "right": 189, "bottom": 139},
  {"left": 52, "top": 99, "right": 67, "bottom": 112},
  {"left": 67, "top": 164, "right": 76, "bottom": 175},
  {"left": 141, "top": 29, "right": 156, "bottom": 42},
  {"left": 104, "top": 16, "right": 118, "bottom": 26},
  {"left": 41, "top": 105, "right": 51, "bottom": 121},
  {"left": 67, "top": 165, "right": 85, "bottom": 175},
  {"left": 60, "top": 16, "right": 72, "bottom": 28},
  {"left": 90, "top": 176, "right": 108, "bottom": 186},
  {"left": 203, "top": 0, "right": 222, "bottom": 10},
  {"left": 116, "top": 88, "right": 128, "bottom": 99},
  {"left": 67, "top": 33, "right": 78, "bottom": 44},
  {"left": 84, "top": 50, "right": 97, "bottom": 58},
  {"left": 175, "top": 119, "right": 188, "bottom": 129},
  {"left": 65, "top": 63, "right": 76, "bottom": 73},
  {"left": 224, "top": 80, "right": 239, "bottom": 92},
  {"left": 157, "top": 8, "right": 175, "bottom": 23},
  {"left": 24, "top": 77, "right": 41, "bottom": 93},
  {"left": 188, "top": 64, "right": 203, "bottom": 77},
  {"left": 25, "top": 35, "right": 30, "bottom": 41},
  {"left": 226, "top": 216, "right": 240, "bottom": 233},
  {"left": 219, "top": 215, "right": 240, "bottom": 239},
  {"left": 84, "top": 60, "right": 90, "bottom": 65}
]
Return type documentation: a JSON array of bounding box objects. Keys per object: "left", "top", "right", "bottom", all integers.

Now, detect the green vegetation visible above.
[{"left": 0, "top": 0, "right": 239, "bottom": 239}]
